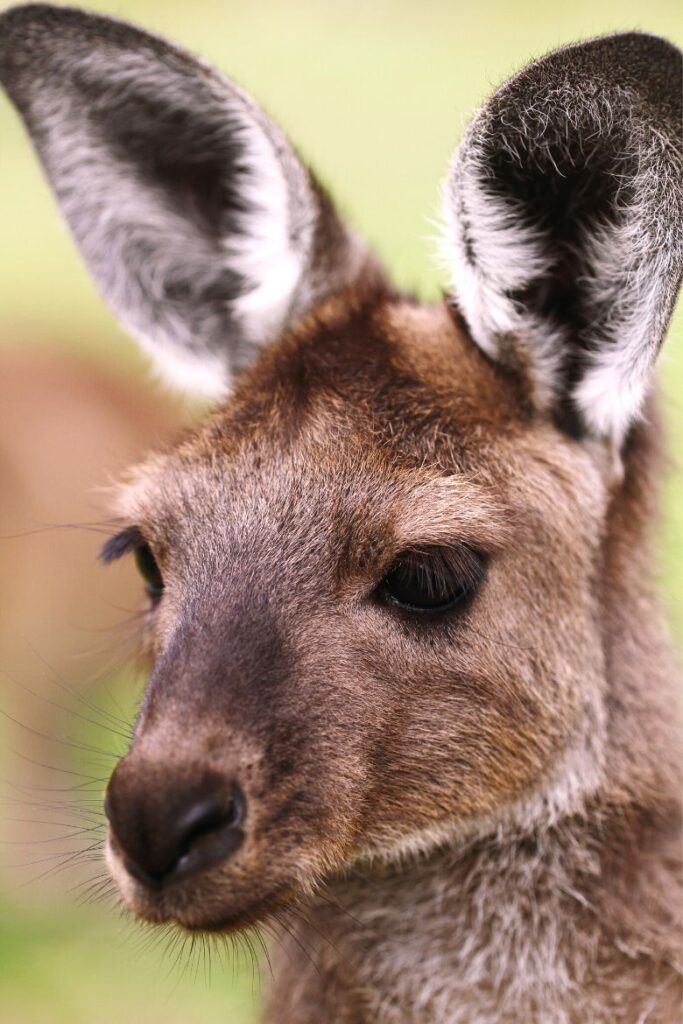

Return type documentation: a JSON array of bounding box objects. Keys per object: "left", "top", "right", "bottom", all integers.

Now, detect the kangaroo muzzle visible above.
[{"left": 105, "top": 759, "right": 245, "bottom": 887}]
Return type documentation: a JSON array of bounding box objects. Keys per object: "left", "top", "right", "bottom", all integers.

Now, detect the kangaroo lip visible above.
[{"left": 171, "top": 884, "right": 294, "bottom": 934}]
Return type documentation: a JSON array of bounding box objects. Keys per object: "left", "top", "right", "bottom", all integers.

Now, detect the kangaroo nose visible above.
[{"left": 105, "top": 763, "right": 245, "bottom": 886}]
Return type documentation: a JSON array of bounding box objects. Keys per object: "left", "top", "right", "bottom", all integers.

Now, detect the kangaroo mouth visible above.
[
  {"left": 133, "top": 882, "right": 295, "bottom": 935},
  {"left": 106, "top": 830, "right": 297, "bottom": 934},
  {"left": 176, "top": 885, "right": 295, "bottom": 934}
]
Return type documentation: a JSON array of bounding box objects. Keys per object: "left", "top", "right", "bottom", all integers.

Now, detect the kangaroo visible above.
[{"left": 0, "top": 6, "right": 681, "bottom": 1022}]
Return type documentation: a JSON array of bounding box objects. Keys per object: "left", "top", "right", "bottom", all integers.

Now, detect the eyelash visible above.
[
  {"left": 100, "top": 526, "right": 145, "bottom": 565},
  {"left": 100, "top": 527, "right": 165, "bottom": 607},
  {"left": 374, "top": 544, "right": 486, "bottom": 616}
]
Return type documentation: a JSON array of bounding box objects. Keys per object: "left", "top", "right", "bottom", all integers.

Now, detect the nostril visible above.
[
  {"left": 106, "top": 769, "right": 246, "bottom": 887},
  {"left": 176, "top": 784, "right": 245, "bottom": 859},
  {"left": 171, "top": 782, "right": 245, "bottom": 882}
]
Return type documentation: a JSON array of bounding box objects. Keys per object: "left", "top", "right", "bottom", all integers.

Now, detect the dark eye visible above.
[
  {"left": 134, "top": 543, "right": 164, "bottom": 605},
  {"left": 376, "top": 545, "right": 485, "bottom": 614}
]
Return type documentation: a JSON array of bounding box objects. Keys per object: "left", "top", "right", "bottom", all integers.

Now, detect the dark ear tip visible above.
[
  {"left": 0, "top": 2, "right": 96, "bottom": 31},
  {"left": 544, "top": 30, "right": 682, "bottom": 93},
  {"left": 583, "top": 28, "right": 680, "bottom": 48},
  {"left": 574, "top": 31, "right": 682, "bottom": 124},
  {"left": 577, "top": 30, "right": 682, "bottom": 71},
  {"left": 0, "top": 4, "right": 75, "bottom": 83},
  {"left": 0, "top": 3, "right": 166, "bottom": 72},
  {"left": 0, "top": 4, "right": 182, "bottom": 102},
  {"left": 485, "top": 29, "right": 683, "bottom": 149},
  {"left": 0, "top": 3, "right": 64, "bottom": 39}
]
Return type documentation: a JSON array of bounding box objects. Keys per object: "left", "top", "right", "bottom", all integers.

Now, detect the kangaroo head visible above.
[{"left": 1, "top": 6, "right": 680, "bottom": 934}]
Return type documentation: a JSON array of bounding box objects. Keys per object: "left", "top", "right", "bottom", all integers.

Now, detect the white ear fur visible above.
[
  {"left": 218, "top": 100, "right": 316, "bottom": 351},
  {"left": 440, "top": 33, "right": 683, "bottom": 444},
  {"left": 0, "top": 5, "right": 367, "bottom": 399},
  {"left": 439, "top": 169, "right": 566, "bottom": 414},
  {"left": 572, "top": 219, "right": 675, "bottom": 442},
  {"left": 136, "top": 97, "right": 315, "bottom": 399}
]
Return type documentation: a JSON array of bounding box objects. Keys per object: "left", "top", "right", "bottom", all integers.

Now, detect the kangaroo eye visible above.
[
  {"left": 134, "top": 543, "right": 164, "bottom": 605},
  {"left": 100, "top": 527, "right": 165, "bottom": 608},
  {"left": 377, "top": 546, "right": 485, "bottom": 614}
]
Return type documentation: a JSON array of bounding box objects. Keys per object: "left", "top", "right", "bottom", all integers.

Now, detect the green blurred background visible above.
[{"left": 0, "top": 1, "right": 680, "bottom": 1021}]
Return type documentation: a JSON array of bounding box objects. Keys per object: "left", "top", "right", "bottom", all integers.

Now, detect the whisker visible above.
[
  {"left": 0, "top": 520, "right": 120, "bottom": 542},
  {"left": 8, "top": 749, "right": 110, "bottom": 782},
  {"left": 0, "top": 821, "right": 104, "bottom": 845},
  {"left": 1, "top": 795, "right": 106, "bottom": 824},
  {"left": 287, "top": 899, "right": 346, "bottom": 964},
  {"left": 316, "top": 888, "right": 364, "bottom": 929},
  {"left": 4, "top": 815, "right": 104, "bottom": 829},
  {"left": 271, "top": 908, "right": 323, "bottom": 980},
  {"left": 0, "top": 839, "right": 105, "bottom": 895},
  {"left": 0, "top": 705, "right": 121, "bottom": 759},
  {"left": 1, "top": 666, "right": 133, "bottom": 744},
  {"left": 6, "top": 777, "right": 109, "bottom": 794},
  {"left": 252, "top": 924, "right": 274, "bottom": 979},
  {"left": 23, "top": 641, "right": 136, "bottom": 733}
]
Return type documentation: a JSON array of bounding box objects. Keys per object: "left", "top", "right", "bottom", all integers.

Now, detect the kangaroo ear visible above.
[
  {"left": 0, "top": 5, "right": 372, "bottom": 399},
  {"left": 441, "top": 33, "right": 682, "bottom": 443}
]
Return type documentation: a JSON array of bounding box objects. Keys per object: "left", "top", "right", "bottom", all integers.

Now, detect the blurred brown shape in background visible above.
[{"left": 0, "top": 342, "right": 183, "bottom": 882}]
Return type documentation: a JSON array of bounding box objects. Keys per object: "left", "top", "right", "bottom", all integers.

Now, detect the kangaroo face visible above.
[
  {"left": 1, "top": 7, "right": 679, "bottom": 936},
  {"left": 102, "top": 296, "right": 607, "bottom": 931}
]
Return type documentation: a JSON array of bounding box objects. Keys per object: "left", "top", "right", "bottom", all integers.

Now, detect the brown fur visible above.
[{"left": 108, "top": 290, "right": 681, "bottom": 1021}]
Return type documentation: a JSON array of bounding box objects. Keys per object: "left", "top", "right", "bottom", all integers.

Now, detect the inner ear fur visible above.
[
  {"left": 0, "top": 4, "right": 374, "bottom": 399},
  {"left": 441, "top": 32, "right": 683, "bottom": 443}
]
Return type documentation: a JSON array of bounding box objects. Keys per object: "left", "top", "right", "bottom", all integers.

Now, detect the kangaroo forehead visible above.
[
  {"left": 116, "top": 295, "right": 523, "bottom": 524},
  {"left": 204, "top": 292, "right": 523, "bottom": 449}
]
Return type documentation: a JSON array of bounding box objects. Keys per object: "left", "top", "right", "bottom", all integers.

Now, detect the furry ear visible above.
[
  {"left": 0, "top": 4, "right": 372, "bottom": 398},
  {"left": 441, "top": 33, "right": 682, "bottom": 443}
]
